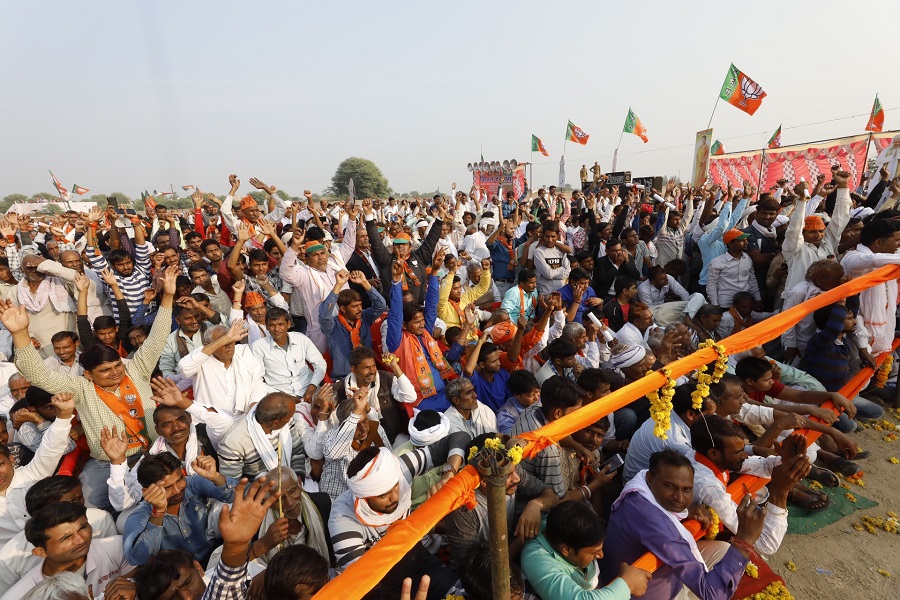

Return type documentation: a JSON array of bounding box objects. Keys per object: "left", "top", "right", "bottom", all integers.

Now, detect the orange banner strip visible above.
[{"left": 314, "top": 264, "right": 900, "bottom": 600}]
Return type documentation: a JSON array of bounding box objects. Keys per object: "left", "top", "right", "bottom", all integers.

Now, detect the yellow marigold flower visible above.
[
  {"left": 483, "top": 437, "right": 504, "bottom": 451},
  {"left": 467, "top": 446, "right": 479, "bottom": 461},
  {"left": 704, "top": 506, "right": 720, "bottom": 540},
  {"left": 846, "top": 492, "right": 857, "bottom": 503},
  {"left": 506, "top": 445, "right": 524, "bottom": 465},
  {"left": 878, "top": 569, "right": 891, "bottom": 578},
  {"left": 745, "top": 562, "right": 759, "bottom": 579},
  {"left": 786, "top": 560, "right": 797, "bottom": 572}
]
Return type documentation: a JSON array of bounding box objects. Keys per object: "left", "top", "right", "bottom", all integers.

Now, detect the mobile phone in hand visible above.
[{"left": 598, "top": 453, "right": 624, "bottom": 472}]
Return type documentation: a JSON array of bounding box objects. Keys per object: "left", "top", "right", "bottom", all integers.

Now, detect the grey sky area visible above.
[{"left": 2, "top": 0, "right": 897, "bottom": 198}]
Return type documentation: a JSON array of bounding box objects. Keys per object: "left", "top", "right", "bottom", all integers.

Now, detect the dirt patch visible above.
[{"left": 773, "top": 408, "right": 900, "bottom": 599}]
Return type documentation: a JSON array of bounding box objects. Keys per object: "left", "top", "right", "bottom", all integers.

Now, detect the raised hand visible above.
[
  {"left": 833, "top": 170, "right": 851, "bottom": 189},
  {"left": 392, "top": 260, "right": 404, "bottom": 283},
  {"left": 256, "top": 219, "right": 276, "bottom": 238},
  {"left": 431, "top": 246, "right": 447, "bottom": 269},
  {"left": 348, "top": 270, "right": 367, "bottom": 286},
  {"left": 225, "top": 318, "right": 249, "bottom": 343},
  {"left": 290, "top": 228, "right": 305, "bottom": 250},
  {"left": 100, "top": 425, "right": 128, "bottom": 464},
  {"left": 191, "top": 455, "right": 220, "bottom": 481},
  {"left": 249, "top": 178, "right": 274, "bottom": 195},
  {"left": 74, "top": 272, "right": 91, "bottom": 293},
  {"left": 143, "top": 481, "right": 169, "bottom": 512},
  {"left": 218, "top": 478, "right": 281, "bottom": 545},
  {"left": 352, "top": 385, "right": 369, "bottom": 416},
  {"left": 229, "top": 174, "right": 241, "bottom": 194},
  {"left": 0, "top": 299, "right": 30, "bottom": 334},
  {"left": 150, "top": 376, "right": 187, "bottom": 407},
  {"left": 236, "top": 222, "right": 252, "bottom": 242},
  {"left": 162, "top": 266, "right": 179, "bottom": 296},
  {"left": 232, "top": 280, "right": 245, "bottom": 297},
  {"left": 191, "top": 189, "right": 204, "bottom": 209},
  {"left": 361, "top": 198, "right": 373, "bottom": 216}
]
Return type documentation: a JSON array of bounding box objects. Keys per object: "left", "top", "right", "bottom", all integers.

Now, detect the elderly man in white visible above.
[{"left": 178, "top": 320, "right": 267, "bottom": 419}]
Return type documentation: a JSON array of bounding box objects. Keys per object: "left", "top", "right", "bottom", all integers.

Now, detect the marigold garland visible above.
[
  {"left": 691, "top": 340, "right": 729, "bottom": 410},
  {"left": 648, "top": 368, "right": 677, "bottom": 440},
  {"left": 745, "top": 562, "right": 759, "bottom": 578},
  {"left": 874, "top": 355, "right": 893, "bottom": 388},
  {"left": 744, "top": 581, "right": 794, "bottom": 600},
  {"left": 704, "top": 505, "right": 720, "bottom": 540}
]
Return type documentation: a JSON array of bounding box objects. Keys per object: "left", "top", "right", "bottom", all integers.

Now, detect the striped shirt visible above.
[
  {"left": 14, "top": 306, "right": 171, "bottom": 461},
  {"left": 510, "top": 404, "right": 566, "bottom": 498},
  {"left": 87, "top": 242, "right": 153, "bottom": 322},
  {"left": 216, "top": 414, "right": 307, "bottom": 481},
  {"left": 328, "top": 448, "right": 430, "bottom": 570},
  {"left": 320, "top": 413, "right": 392, "bottom": 499}
]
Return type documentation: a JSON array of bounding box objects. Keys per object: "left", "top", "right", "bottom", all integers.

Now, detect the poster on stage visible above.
[
  {"left": 692, "top": 129, "right": 713, "bottom": 188},
  {"left": 473, "top": 168, "right": 526, "bottom": 201}
]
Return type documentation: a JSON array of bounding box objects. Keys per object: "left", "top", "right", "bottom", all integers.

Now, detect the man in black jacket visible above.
[
  {"left": 346, "top": 225, "right": 383, "bottom": 309},
  {"left": 592, "top": 238, "right": 640, "bottom": 303},
  {"left": 362, "top": 199, "right": 445, "bottom": 306}
]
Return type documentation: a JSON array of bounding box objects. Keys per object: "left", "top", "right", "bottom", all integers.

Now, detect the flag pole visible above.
[
  {"left": 530, "top": 149, "right": 534, "bottom": 197},
  {"left": 707, "top": 97, "right": 720, "bottom": 129}
]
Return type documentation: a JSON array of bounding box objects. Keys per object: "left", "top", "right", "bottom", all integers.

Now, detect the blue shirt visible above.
[
  {"left": 698, "top": 198, "right": 748, "bottom": 285},
  {"left": 558, "top": 283, "right": 597, "bottom": 324},
  {"left": 387, "top": 275, "right": 449, "bottom": 411},
  {"left": 488, "top": 238, "right": 519, "bottom": 280},
  {"left": 319, "top": 286, "right": 387, "bottom": 379},
  {"left": 497, "top": 396, "right": 529, "bottom": 435},
  {"left": 469, "top": 370, "right": 510, "bottom": 412},
  {"left": 124, "top": 475, "right": 238, "bottom": 565}
]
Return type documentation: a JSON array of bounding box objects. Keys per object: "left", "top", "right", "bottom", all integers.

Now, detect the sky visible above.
[{"left": 2, "top": 0, "right": 899, "bottom": 199}]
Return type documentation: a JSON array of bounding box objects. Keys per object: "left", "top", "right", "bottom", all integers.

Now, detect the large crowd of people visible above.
[{"left": 0, "top": 165, "right": 898, "bottom": 600}]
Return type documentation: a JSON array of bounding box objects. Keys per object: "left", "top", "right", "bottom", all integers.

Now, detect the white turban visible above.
[
  {"left": 609, "top": 344, "right": 646, "bottom": 370},
  {"left": 408, "top": 412, "right": 450, "bottom": 447},
  {"left": 348, "top": 447, "right": 411, "bottom": 528}
]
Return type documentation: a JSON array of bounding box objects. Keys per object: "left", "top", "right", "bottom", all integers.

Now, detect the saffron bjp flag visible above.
[
  {"left": 182, "top": 185, "right": 195, "bottom": 191},
  {"left": 49, "top": 170, "right": 70, "bottom": 200},
  {"left": 767, "top": 125, "right": 782, "bottom": 149},
  {"left": 531, "top": 134, "right": 549, "bottom": 156},
  {"left": 623, "top": 108, "right": 649, "bottom": 143},
  {"left": 866, "top": 95, "right": 884, "bottom": 132},
  {"left": 71, "top": 184, "right": 89, "bottom": 195},
  {"left": 711, "top": 140, "right": 725, "bottom": 155},
  {"left": 719, "top": 64, "right": 767, "bottom": 116},
  {"left": 565, "top": 120, "right": 589, "bottom": 145}
]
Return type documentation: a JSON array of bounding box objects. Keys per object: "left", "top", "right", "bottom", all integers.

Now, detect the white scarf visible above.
[
  {"left": 149, "top": 426, "right": 199, "bottom": 475},
  {"left": 257, "top": 494, "right": 330, "bottom": 563},
  {"left": 18, "top": 278, "right": 74, "bottom": 314},
  {"left": 408, "top": 412, "right": 449, "bottom": 446},
  {"left": 348, "top": 447, "right": 412, "bottom": 528},
  {"left": 247, "top": 404, "right": 293, "bottom": 471},
  {"left": 614, "top": 469, "right": 706, "bottom": 569},
  {"left": 751, "top": 219, "right": 777, "bottom": 239}
]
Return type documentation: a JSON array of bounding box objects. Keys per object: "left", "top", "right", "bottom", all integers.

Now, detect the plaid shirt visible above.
[{"left": 201, "top": 559, "right": 249, "bottom": 600}]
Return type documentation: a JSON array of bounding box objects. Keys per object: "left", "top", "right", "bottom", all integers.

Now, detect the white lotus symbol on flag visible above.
[{"left": 739, "top": 76, "right": 763, "bottom": 106}]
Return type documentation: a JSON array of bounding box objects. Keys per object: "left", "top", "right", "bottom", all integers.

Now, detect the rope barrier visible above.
[{"left": 314, "top": 264, "right": 900, "bottom": 600}]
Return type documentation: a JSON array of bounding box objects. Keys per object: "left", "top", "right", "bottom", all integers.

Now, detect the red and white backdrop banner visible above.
[
  {"left": 709, "top": 132, "right": 896, "bottom": 191},
  {"left": 473, "top": 169, "right": 526, "bottom": 201},
  {"left": 708, "top": 150, "right": 763, "bottom": 190}
]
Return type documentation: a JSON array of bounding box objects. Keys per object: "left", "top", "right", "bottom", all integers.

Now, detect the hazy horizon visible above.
[{"left": 2, "top": 0, "right": 897, "bottom": 199}]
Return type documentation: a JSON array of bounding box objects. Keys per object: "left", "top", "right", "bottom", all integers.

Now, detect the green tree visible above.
[
  {"left": 328, "top": 157, "right": 389, "bottom": 199},
  {"left": 0, "top": 194, "right": 27, "bottom": 213},
  {"left": 33, "top": 192, "right": 58, "bottom": 202}
]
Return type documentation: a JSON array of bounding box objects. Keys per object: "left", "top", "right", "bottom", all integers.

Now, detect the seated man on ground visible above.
[
  {"left": 521, "top": 500, "right": 651, "bottom": 600},
  {"left": 637, "top": 265, "right": 706, "bottom": 327},
  {"left": 602, "top": 450, "right": 766, "bottom": 600},
  {"left": 444, "top": 433, "right": 558, "bottom": 572},
  {"left": 689, "top": 415, "right": 810, "bottom": 555},
  {"left": 123, "top": 452, "right": 236, "bottom": 566}
]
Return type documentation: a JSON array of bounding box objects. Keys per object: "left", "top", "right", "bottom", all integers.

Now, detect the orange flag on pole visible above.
[
  {"left": 565, "top": 120, "right": 589, "bottom": 145},
  {"left": 719, "top": 63, "right": 767, "bottom": 116}
]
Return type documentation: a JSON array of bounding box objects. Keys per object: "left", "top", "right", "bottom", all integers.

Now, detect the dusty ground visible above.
[{"left": 773, "top": 405, "right": 900, "bottom": 599}]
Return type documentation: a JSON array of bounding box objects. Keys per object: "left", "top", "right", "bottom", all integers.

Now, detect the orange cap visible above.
[
  {"left": 243, "top": 291, "right": 266, "bottom": 308},
  {"left": 491, "top": 321, "right": 517, "bottom": 345},
  {"left": 804, "top": 215, "right": 825, "bottom": 230},
  {"left": 239, "top": 196, "right": 258, "bottom": 211}
]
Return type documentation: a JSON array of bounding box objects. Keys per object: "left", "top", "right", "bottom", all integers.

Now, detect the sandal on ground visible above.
[
  {"left": 825, "top": 457, "right": 862, "bottom": 477},
  {"left": 807, "top": 466, "right": 840, "bottom": 487},
  {"left": 787, "top": 488, "right": 832, "bottom": 512}
]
